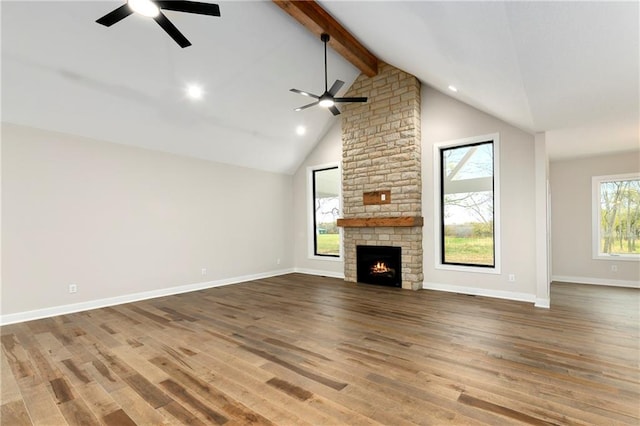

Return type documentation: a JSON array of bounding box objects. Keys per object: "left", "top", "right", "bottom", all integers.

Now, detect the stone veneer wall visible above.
[{"left": 341, "top": 63, "right": 423, "bottom": 290}]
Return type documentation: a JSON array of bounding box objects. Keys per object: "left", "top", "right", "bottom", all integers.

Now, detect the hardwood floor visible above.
[{"left": 1, "top": 274, "right": 639, "bottom": 425}]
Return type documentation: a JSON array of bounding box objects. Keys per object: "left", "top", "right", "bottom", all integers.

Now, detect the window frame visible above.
[
  {"left": 433, "top": 134, "right": 501, "bottom": 274},
  {"left": 591, "top": 172, "right": 640, "bottom": 262},
  {"left": 307, "top": 163, "right": 343, "bottom": 261}
]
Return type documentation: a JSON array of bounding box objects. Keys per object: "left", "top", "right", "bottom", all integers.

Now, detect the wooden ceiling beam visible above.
[{"left": 272, "top": 0, "right": 379, "bottom": 77}]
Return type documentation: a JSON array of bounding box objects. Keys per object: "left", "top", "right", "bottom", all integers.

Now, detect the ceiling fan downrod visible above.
[{"left": 322, "top": 33, "right": 330, "bottom": 93}]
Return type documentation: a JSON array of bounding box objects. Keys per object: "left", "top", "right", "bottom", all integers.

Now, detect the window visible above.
[
  {"left": 310, "top": 165, "right": 341, "bottom": 258},
  {"left": 592, "top": 173, "right": 640, "bottom": 260},
  {"left": 435, "top": 135, "right": 500, "bottom": 271}
]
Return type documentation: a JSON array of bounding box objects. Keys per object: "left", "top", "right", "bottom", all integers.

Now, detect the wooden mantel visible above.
[{"left": 337, "top": 216, "right": 423, "bottom": 228}]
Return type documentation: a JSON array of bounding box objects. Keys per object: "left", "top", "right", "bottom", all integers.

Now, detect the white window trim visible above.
[
  {"left": 433, "top": 133, "right": 501, "bottom": 274},
  {"left": 592, "top": 172, "right": 640, "bottom": 262},
  {"left": 307, "top": 162, "right": 343, "bottom": 261}
]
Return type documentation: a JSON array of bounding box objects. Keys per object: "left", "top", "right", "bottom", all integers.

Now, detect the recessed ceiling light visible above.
[
  {"left": 128, "top": 0, "right": 159, "bottom": 17},
  {"left": 296, "top": 125, "right": 306, "bottom": 136},
  {"left": 186, "top": 84, "right": 204, "bottom": 100},
  {"left": 448, "top": 85, "right": 458, "bottom": 92}
]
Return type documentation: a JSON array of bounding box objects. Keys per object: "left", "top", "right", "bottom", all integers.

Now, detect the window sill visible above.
[
  {"left": 435, "top": 264, "right": 501, "bottom": 275},
  {"left": 308, "top": 255, "right": 343, "bottom": 262},
  {"left": 593, "top": 254, "right": 639, "bottom": 262}
]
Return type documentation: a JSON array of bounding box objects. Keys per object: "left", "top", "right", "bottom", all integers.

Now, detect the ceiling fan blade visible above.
[
  {"left": 294, "top": 101, "right": 320, "bottom": 111},
  {"left": 329, "top": 105, "right": 341, "bottom": 116},
  {"left": 154, "top": 12, "right": 191, "bottom": 48},
  {"left": 334, "top": 97, "right": 368, "bottom": 103},
  {"left": 328, "top": 80, "right": 344, "bottom": 96},
  {"left": 96, "top": 4, "right": 133, "bottom": 27},
  {"left": 156, "top": 1, "right": 221, "bottom": 16},
  {"left": 290, "top": 88, "right": 320, "bottom": 99}
]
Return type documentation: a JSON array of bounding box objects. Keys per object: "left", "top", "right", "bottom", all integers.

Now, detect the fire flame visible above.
[{"left": 371, "top": 262, "right": 390, "bottom": 274}]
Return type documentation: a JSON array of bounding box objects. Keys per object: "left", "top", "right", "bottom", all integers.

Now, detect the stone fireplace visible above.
[{"left": 338, "top": 62, "right": 423, "bottom": 290}]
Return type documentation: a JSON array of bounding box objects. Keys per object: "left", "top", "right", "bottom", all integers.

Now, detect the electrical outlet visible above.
[
  {"left": 69, "top": 284, "right": 77, "bottom": 294},
  {"left": 201, "top": 268, "right": 207, "bottom": 276},
  {"left": 611, "top": 264, "right": 618, "bottom": 272},
  {"left": 508, "top": 274, "right": 516, "bottom": 282},
  {"left": 277, "top": 258, "right": 281, "bottom": 265}
]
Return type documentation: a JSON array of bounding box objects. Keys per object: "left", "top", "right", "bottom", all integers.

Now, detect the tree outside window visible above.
[
  {"left": 312, "top": 166, "right": 340, "bottom": 257},
  {"left": 440, "top": 141, "right": 496, "bottom": 267},
  {"left": 594, "top": 174, "right": 640, "bottom": 259}
]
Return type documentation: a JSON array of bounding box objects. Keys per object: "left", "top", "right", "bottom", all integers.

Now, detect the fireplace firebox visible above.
[{"left": 356, "top": 245, "right": 402, "bottom": 287}]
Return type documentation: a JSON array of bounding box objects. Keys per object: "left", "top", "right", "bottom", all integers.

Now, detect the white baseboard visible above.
[
  {"left": 293, "top": 268, "right": 345, "bottom": 279},
  {"left": 552, "top": 275, "right": 639, "bottom": 288},
  {"left": 422, "top": 281, "right": 536, "bottom": 304},
  {"left": 535, "top": 298, "right": 551, "bottom": 308},
  {"left": 0, "top": 268, "right": 295, "bottom": 326}
]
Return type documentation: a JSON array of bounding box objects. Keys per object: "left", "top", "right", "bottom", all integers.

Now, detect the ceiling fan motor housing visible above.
[{"left": 290, "top": 32, "right": 367, "bottom": 115}]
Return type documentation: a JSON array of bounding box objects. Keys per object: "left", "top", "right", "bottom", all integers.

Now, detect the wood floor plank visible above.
[
  {"left": 0, "top": 400, "right": 31, "bottom": 426},
  {"left": 110, "top": 344, "right": 172, "bottom": 385},
  {"left": 50, "top": 377, "right": 74, "bottom": 404},
  {"left": 58, "top": 398, "right": 100, "bottom": 426},
  {"left": 457, "top": 393, "right": 554, "bottom": 425},
  {"left": 0, "top": 348, "right": 23, "bottom": 404},
  {"left": 60, "top": 358, "right": 92, "bottom": 386},
  {"left": 102, "top": 408, "right": 137, "bottom": 426},
  {"left": 159, "top": 378, "right": 229, "bottom": 424},
  {"left": 159, "top": 401, "right": 208, "bottom": 425},
  {"left": 150, "top": 355, "right": 276, "bottom": 425},
  {"left": 12, "top": 328, "right": 61, "bottom": 385},
  {"left": 84, "top": 358, "right": 126, "bottom": 393},
  {"left": 1, "top": 334, "right": 35, "bottom": 380},
  {"left": 33, "top": 332, "right": 74, "bottom": 362},
  {"left": 122, "top": 373, "right": 172, "bottom": 409},
  {"left": 259, "top": 361, "right": 418, "bottom": 426},
  {"left": 266, "top": 377, "right": 313, "bottom": 401},
  {"left": 17, "top": 380, "right": 67, "bottom": 425},
  {"left": 2, "top": 275, "right": 639, "bottom": 425},
  {"left": 73, "top": 381, "right": 120, "bottom": 421},
  {"left": 108, "top": 386, "right": 172, "bottom": 425},
  {"left": 183, "top": 348, "right": 341, "bottom": 425}
]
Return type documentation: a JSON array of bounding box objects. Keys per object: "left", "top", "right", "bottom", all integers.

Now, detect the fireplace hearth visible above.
[{"left": 357, "top": 245, "right": 402, "bottom": 287}]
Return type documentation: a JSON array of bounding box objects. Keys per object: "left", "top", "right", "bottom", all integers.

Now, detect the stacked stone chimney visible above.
[{"left": 339, "top": 63, "right": 423, "bottom": 290}]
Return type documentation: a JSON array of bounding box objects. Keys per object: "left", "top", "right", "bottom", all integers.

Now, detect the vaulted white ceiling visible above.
[{"left": 2, "top": 1, "right": 638, "bottom": 174}]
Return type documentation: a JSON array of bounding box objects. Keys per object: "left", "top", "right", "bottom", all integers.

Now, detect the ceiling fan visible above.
[
  {"left": 96, "top": 0, "right": 221, "bottom": 48},
  {"left": 291, "top": 33, "right": 367, "bottom": 116}
]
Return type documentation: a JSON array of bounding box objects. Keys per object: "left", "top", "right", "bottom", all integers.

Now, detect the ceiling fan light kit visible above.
[
  {"left": 319, "top": 97, "right": 335, "bottom": 108},
  {"left": 290, "top": 33, "right": 367, "bottom": 116},
  {"left": 96, "top": 0, "right": 221, "bottom": 48},
  {"left": 128, "top": 0, "right": 159, "bottom": 17}
]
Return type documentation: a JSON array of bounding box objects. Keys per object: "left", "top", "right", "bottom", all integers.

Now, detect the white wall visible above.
[
  {"left": 292, "top": 122, "right": 344, "bottom": 278},
  {"left": 550, "top": 152, "right": 640, "bottom": 287},
  {"left": 1, "top": 123, "right": 293, "bottom": 323},
  {"left": 422, "top": 86, "right": 539, "bottom": 302}
]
